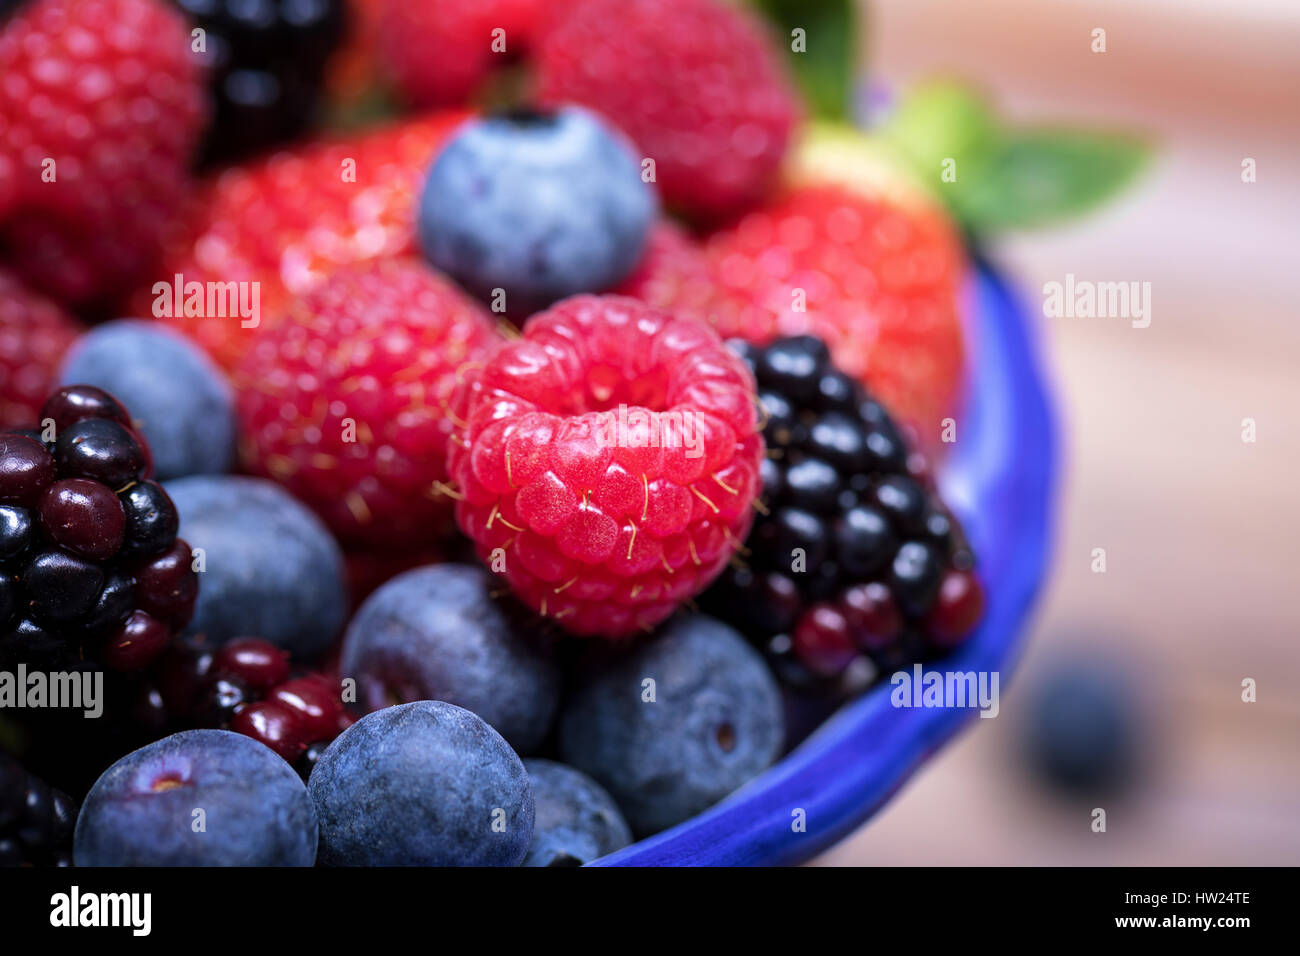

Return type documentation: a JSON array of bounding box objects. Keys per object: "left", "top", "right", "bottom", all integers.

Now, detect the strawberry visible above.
[
  {"left": 535, "top": 0, "right": 800, "bottom": 221},
  {"left": 0, "top": 0, "right": 206, "bottom": 308},
  {"left": 133, "top": 111, "right": 468, "bottom": 370},
  {"left": 235, "top": 258, "right": 502, "bottom": 551},
  {"left": 0, "top": 268, "right": 82, "bottom": 427},
  {"left": 448, "top": 295, "right": 764, "bottom": 638},
  {"left": 623, "top": 127, "right": 969, "bottom": 445}
]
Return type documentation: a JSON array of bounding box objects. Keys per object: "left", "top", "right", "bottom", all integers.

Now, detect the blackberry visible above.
[
  {"left": 0, "top": 752, "right": 76, "bottom": 867},
  {"left": 1, "top": 386, "right": 198, "bottom": 674},
  {"left": 175, "top": 0, "right": 348, "bottom": 165},
  {"left": 701, "top": 336, "right": 984, "bottom": 695}
]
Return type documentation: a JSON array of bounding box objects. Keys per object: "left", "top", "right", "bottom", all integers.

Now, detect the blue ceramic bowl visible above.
[{"left": 591, "top": 263, "right": 1059, "bottom": 866}]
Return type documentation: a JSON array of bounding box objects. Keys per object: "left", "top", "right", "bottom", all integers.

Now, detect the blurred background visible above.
[{"left": 818, "top": 0, "right": 1300, "bottom": 864}]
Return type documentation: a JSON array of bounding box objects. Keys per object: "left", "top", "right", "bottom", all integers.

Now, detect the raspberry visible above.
[
  {"left": 236, "top": 258, "right": 501, "bottom": 550},
  {"left": 0, "top": 0, "right": 206, "bottom": 308},
  {"left": 376, "top": 0, "right": 551, "bottom": 107},
  {"left": 131, "top": 112, "right": 467, "bottom": 370},
  {"left": 0, "top": 270, "right": 81, "bottom": 428},
  {"left": 448, "top": 295, "right": 764, "bottom": 638},
  {"left": 536, "top": 0, "right": 800, "bottom": 221},
  {"left": 702, "top": 183, "right": 967, "bottom": 444},
  {"left": 700, "top": 336, "right": 983, "bottom": 696}
]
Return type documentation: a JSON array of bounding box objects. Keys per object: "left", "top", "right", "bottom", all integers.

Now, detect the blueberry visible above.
[
  {"left": 60, "top": 320, "right": 237, "bottom": 480},
  {"left": 418, "top": 107, "right": 656, "bottom": 316},
  {"left": 308, "top": 701, "right": 533, "bottom": 866},
  {"left": 340, "top": 564, "right": 560, "bottom": 754},
  {"left": 1023, "top": 659, "right": 1138, "bottom": 795},
  {"left": 164, "top": 476, "right": 346, "bottom": 658},
  {"left": 558, "top": 614, "right": 783, "bottom": 836},
  {"left": 74, "top": 729, "right": 317, "bottom": 866},
  {"left": 522, "top": 759, "right": 631, "bottom": 867}
]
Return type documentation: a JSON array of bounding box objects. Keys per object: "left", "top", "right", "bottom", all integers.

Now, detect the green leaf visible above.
[
  {"left": 750, "top": 0, "right": 858, "bottom": 120},
  {"left": 881, "top": 79, "right": 1151, "bottom": 233},
  {"left": 951, "top": 130, "right": 1150, "bottom": 230}
]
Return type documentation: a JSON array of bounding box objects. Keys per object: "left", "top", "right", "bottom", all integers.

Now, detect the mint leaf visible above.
[
  {"left": 751, "top": 0, "right": 857, "bottom": 120},
  {"left": 952, "top": 130, "right": 1150, "bottom": 230},
  {"left": 881, "top": 80, "right": 1150, "bottom": 232}
]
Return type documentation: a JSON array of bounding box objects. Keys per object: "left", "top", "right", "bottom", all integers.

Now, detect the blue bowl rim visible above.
[{"left": 589, "top": 262, "right": 1059, "bottom": 866}]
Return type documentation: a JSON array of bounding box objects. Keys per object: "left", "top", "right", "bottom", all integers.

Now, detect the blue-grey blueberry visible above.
[
  {"left": 523, "top": 759, "right": 632, "bottom": 867},
  {"left": 59, "top": 320, "right": 235, "bottom": 480},
  {"left": 559, "top": 613, "right": 784, "bottom": 836},
  {"left": 340, "top": 563, "right": 559, "bottom": 754},
  {"left": 74, "top": 729, "right": 316, "bottom": 866},
  {"left": 308, "top": 700, "right": 533, "bottom": 866},
  {"left": 418, "top": 106, "right": 656, "bottom": 316},
  {"left": 164, "top": 475, "right": 346, "bottom": 658}
]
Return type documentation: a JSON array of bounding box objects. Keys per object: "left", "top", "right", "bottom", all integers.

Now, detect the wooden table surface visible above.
[{"left": 814, "top": 0, "right": 1300, "bottom": 865}]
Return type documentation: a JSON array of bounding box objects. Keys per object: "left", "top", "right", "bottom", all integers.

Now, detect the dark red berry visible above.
[
  {"left": 154, "top": 636, "right": 215, "bottom": 720},
  {"left": 229, "top": 700, "right": 311, "bottom": 763},
  {"left": 0, "top": 571, "right": 15, "bottom": 625},
  {"left": 53, "top": 418, "right": 146, "bottom": 489},
  {"left": 22, "top": 550, "right": 104, "bottom": 623},
  {"left": 118, "top": 480, "right": 179, "bottom": 559},
  {"left": 39, "top": 385, "right": 131, "bottom": 432},
  {"left": 840, "top": 581, "right": 902, "bottom": 654},
  {"left": 134, "top": 539, "right": 198, "bottom": 627},
  {"left": 925, "top": 570, "right": 984, "bottom": 648},
  {"left": 0, "top": 434, "right": 56, "bottom": 505},
  {"left": 213, "top": 638, "right": 290, "bottom": 693},
  {"left": 37, "top": 478, "right": 126, "bottom": 560},
  {"left": 270, "top": 676, "right": 342, "bottom": 741},
  {"left": 792, "top": 604, "right": 858, "bottom": 678},
  {"left": 100, "top": 609, "right": 171, "bottom": 670}
]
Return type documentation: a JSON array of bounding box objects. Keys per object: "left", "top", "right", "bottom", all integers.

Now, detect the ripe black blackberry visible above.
[
  {"left": 0, "top": 386, "right": 198, "bottom": 675},
  {"left": 0, "top": 752, "right": 76, "bottom": 866},
  {"left": 701, "top": 336, "right": 984, "bottom": 695},
  {"left": 175, "top": 0, "right": 348, "bottom": 165}
]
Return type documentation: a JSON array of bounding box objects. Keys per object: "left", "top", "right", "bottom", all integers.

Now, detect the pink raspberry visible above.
[{"left": 448, "top": 295, "right": 765, "bottom": 637}]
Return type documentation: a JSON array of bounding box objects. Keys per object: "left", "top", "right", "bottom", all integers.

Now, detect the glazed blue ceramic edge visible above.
[{"left": 590, "top": 262, "right": 1059, "bottom": 867}]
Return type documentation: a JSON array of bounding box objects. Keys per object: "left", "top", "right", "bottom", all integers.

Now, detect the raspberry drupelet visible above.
[{"left": 447, "top": 296, "right": 765, "bottom": 638}]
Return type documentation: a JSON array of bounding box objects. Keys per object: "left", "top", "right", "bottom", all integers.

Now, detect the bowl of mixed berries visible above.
[{"left": 0, "top": 0, "right": 1060, "bottom": 868}]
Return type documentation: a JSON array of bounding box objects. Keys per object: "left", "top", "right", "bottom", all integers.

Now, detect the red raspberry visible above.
[
  {"left": 0, "top": 0, "right": 205, "bottom": 307},
  {"left": 131, "top": 112, "right": 468, "bottom": 370},
  {"left": 0, "top": 269, "right": 81, "bottom": 427},
  {"left": 615, "top": 221, "right": 724, "bottom": 326},
  {"left": 703, "top": 184, "right": 967, "bottom": 444},
  {"left": 235, "top": 258, "right": 501, "bottom": 550},
  {"left": 536, "top": 0, "right": 800, "bottom": 221},
  {"left": 448, "top": 295, "right": 764, "bottom": 638},
  {"left": 376, "top": 0, "right": 552, "bottom": 107}
]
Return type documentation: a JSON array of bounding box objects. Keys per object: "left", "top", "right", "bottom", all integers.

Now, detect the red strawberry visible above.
[
  {"left": 134, "top": 111, "right": 468, "bottom": 370},
  {"left": 235, "top": 258, "right": 502, "bottom": 550},
  {"left": 702, "top": 182, "right": 967, "bottom": 444},
  {"left": 535, "top": 0, "right": 800, "bottom": 221},
  {"left": 0, "top": 269, "right": 82, "bottom": 427},
  {"left": 448, "top": 295, "right": 764, "bottom": 638},
  {"left": 0, "top": 0, "right": 206, "bottom": 308},
  {"left": 376, "top": 0, "right": 552, "bottom": 107}
]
